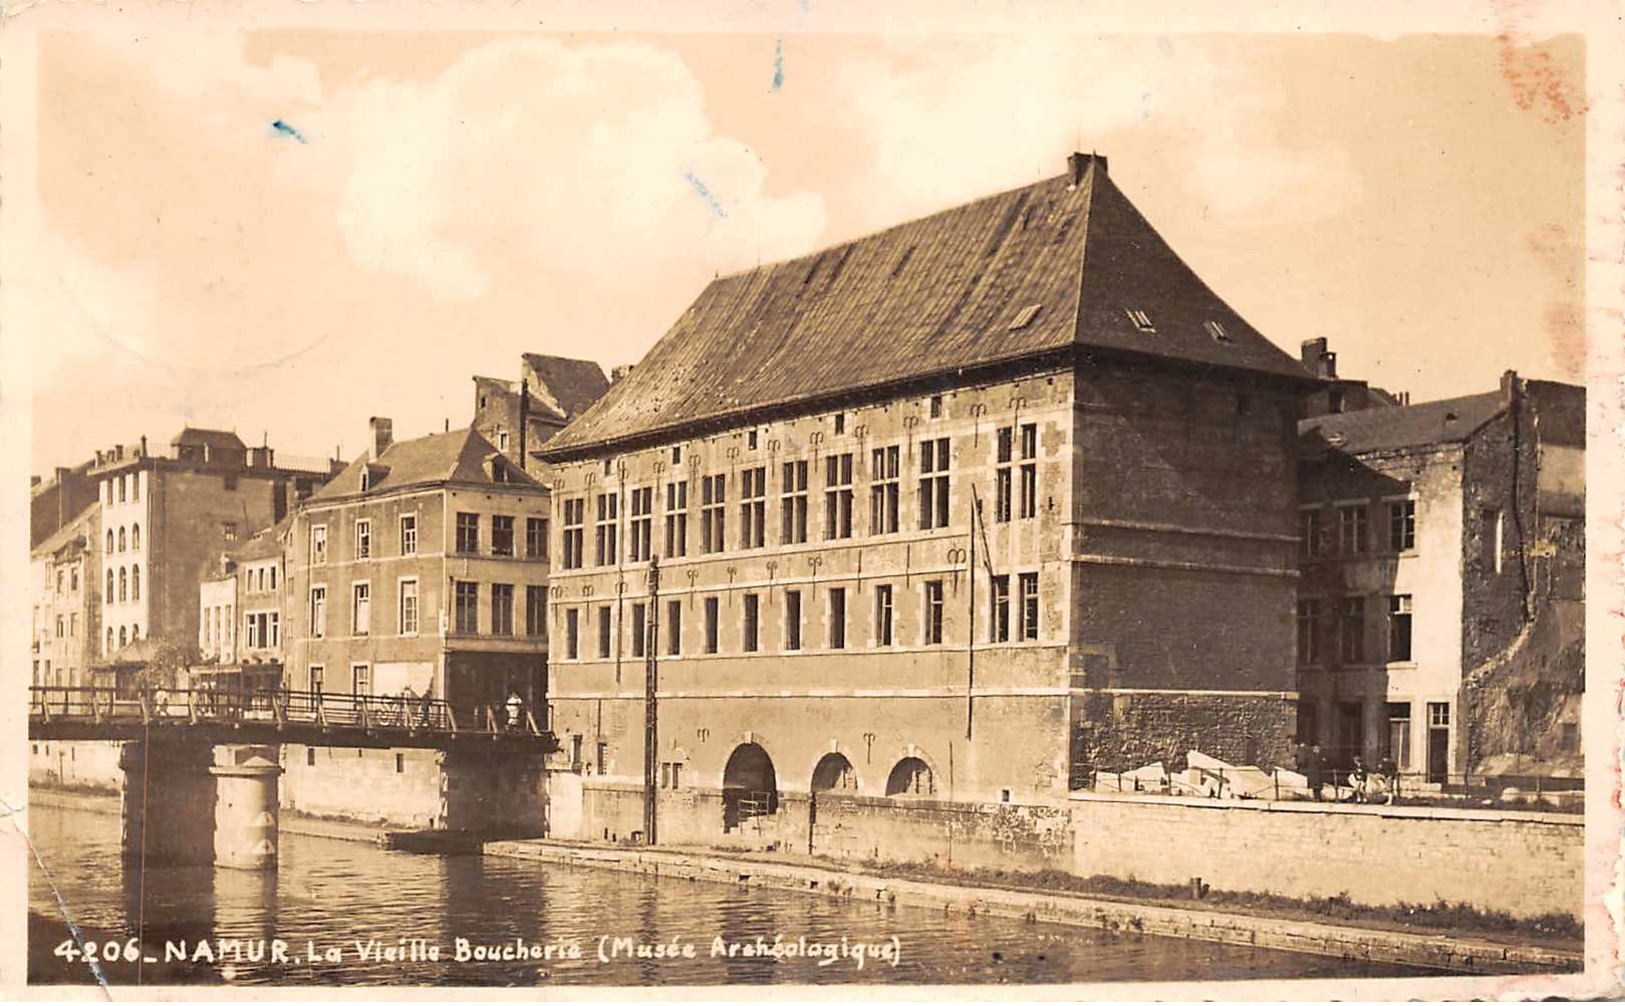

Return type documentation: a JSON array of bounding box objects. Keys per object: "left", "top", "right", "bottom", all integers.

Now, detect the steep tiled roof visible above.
[
  {"left": 1300, "top": 391, "right": 1505, "bottom": 454},
  {"left": 544, "top": 157, "right": 1312, "bottom": 456},
  {"left": 305, "top": 427, "right": 539, "bottom": 504},
  {"left": 31, "top": 503, "right": 96, "bottom": 560},
  {"left": 522, "top": 355, "right": 611, "bottom": 422},
  {"left": 171, "top": 427, "right": 246, "bottom": 450}
]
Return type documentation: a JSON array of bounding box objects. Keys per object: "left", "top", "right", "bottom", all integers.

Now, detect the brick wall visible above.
[{"left": 1071, "top": 791, "right": 1581, "bottom": 919}]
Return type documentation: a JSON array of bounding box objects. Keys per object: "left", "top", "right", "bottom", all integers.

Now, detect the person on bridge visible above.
[{"left": 506, "top": 691, "right": 525, "bottom": 732}]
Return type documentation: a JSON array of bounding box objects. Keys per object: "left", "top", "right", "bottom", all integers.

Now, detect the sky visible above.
[{"left": 19, "top": 29, "right": 1585, "bottom": 474}]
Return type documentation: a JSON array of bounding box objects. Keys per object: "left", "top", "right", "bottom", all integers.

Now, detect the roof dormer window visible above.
[
  {"left": 1008, "top": 304, "right": 1043, "bottom": 331},
  {"left": 1204, "top": 320, "right": 1232, "bottom": 343},
  {"left": 1125, "top": 309, "right": 1155, "bottom": 333}
]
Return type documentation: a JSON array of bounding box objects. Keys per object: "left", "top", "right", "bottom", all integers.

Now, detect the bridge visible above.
[
  {"left": 29, "top": 686, "right": 553, "bottom": 751},
  {"left": 29, "top": 687, "right": 556, "bottom": 872}
]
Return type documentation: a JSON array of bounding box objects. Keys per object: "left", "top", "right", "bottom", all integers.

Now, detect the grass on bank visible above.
[{"left": 855, "top": 860, "right": 1583, "bottom": 946}]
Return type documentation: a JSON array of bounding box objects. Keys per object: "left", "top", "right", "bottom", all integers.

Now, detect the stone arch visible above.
[
  {"left": 118, "top": 625, "right": 127, "bottom": 648},
  {"left": 118, "top": 567, "right": 127, "bottom": 602},
  {"left": 131, "top": 564, "right": 141, "bottom": 601},
  {"left": 810, "top": 752, "right": 859, "bottom": 794},
  {"left": 721, "top": 742, "right": 778, "bottom": 831},
  {"left": 106, "top": 530, "right": 114, "bottom": 553},
  {"left": 118, "top": 526, "right": 127, "bottom": 552},
  {"left": 131, "top": 524, "right": 141, "bottom": 551},
  {"left": 886, "top": 756, "right": 937, "bottom": 797}
]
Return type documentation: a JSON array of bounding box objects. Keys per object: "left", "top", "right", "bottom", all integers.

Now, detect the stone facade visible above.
[
  {"left": 541, "top": 356, "right": 1303, "bottom": 846},
  {"left": 1296, "top": 371, "right": 1585, "bottom": 784},
  {"left": 31, "top": 504, "right": 101, "bottom": 688},
  {"left": 86, "top": 432, "right": 333, "bottom": 675},
  {"left": 283, "top": 424, "right": 552, "bottom": 720}
]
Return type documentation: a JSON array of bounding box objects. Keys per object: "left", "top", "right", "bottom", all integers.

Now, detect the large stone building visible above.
[
  {"left": 86, "top": 428, "right": 335, "bottom": 684},
  {"left": 31, "top": 503, "right": 101, "bottom": 688},
  {"left": 536, "top": 152, "right": 1319, "bottom": 848},
  {"left": 1296, "top": 361, "right": 1585, "bottom": 787},
  {"left": 284, "top": 419, "right": 552, "bottom": 722}
]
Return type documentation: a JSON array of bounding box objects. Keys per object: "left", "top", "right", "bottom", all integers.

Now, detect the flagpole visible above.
[{"left": 966, "top": 487, "right": 978, "bottom": 740}]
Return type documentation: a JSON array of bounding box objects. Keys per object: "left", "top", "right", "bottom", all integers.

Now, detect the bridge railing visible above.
[{"left": 28, "top": 687, "right": 547, "bottom": 740}]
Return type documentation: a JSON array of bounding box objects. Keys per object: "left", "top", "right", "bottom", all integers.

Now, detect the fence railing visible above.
[{"left": 28, "top": 686, "right": 548, "bottom": 741}]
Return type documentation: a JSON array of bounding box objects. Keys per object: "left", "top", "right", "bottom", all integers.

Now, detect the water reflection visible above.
[{"left": 30, "top": 802, "right": 1439, "bottom": 987}]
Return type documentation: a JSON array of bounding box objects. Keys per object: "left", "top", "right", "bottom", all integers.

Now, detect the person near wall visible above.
[
  {"left": 1307, "top": 744, "right": 1325, "bottom": 801},
  {"left": 506, "top": 690, "right": 525, "bottom": 732}
]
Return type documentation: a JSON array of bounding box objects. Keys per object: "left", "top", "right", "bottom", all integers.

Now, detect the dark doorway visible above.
[
  {"left": 1335, "top": 702, "right": 1364, "bottom": 770},
  {"left": 1427, "top": 702, "right": 1451, "bottom": 784},
  {"left": 722, "top": 743, "right": 778, "bottom": 832}
]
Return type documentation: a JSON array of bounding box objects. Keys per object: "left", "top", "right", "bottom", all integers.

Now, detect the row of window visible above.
[
  {"left": 559, "top": 574, "right": 1041, "bottom": 660},
  {"left": 51, "top": 564, "right": 82, "bottom": 596},
  {"left": 46, "top": 612, "right": 80, "bottom": 639},
  {"left": 105, "top": 524, "right": 142, "bottom": 554},
  {"left": 103, "top": 473, "right": 141, "bottom": 506},
  {"left": 1300, "top": 499, "right": 1415, "bottom": 559},
  {"left": 202, "top": 603, "right": 235, "bottom": 651},
  {"left": 1296, "top": 594, "right": 1413, "bottom": 666},
  {"left": 244, "top": 564, "right": 280, "bottom": 594},
  {"left": 105, "top": 624, "right": 140, "bottom": 652},
  {"left": 561, "top": 425, "right": 1040, "bottom": 570},
  {"left": 308, "top": 514, "right": 546, "bottom": 565},
  {"left": 104, "top": 565, "right": 141, "bottom": 605},
  {"left": 305, "top": 580, "right": 547, "bottom": 639}
]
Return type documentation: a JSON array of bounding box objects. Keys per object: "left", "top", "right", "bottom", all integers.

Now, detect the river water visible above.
[{"left": 28, "top": 802, "right": 1439, "bottom": 987}]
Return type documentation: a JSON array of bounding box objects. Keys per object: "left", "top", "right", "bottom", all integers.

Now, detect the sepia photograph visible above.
[{"left": 2, "top": 2, "right": 1620, "bottom": 999}]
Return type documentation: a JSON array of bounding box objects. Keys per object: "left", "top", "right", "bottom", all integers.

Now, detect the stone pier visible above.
[
  {"left": 119, "top": 739, "right": 216, "bottom": 867},
  {"left": 118, "top": 741, "right": 284, "bottom": 870},
  {"left": 211, "top": 746, "right": 283, "bottom": 870}
]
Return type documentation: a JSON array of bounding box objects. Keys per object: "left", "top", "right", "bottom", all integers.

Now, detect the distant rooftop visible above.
[
  {"left": 1300, "top": 391, "right": 1506, "bottom": 455},
  {"left": 306, "top": 426, "right": 540, "bottom": 504}
]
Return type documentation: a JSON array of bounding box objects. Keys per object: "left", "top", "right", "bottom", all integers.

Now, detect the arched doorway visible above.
[
  {"left": 886, "top": 756, "right": 935, "bottom": 796},
  {"left": 722, "top": 742, "right": 778, "bottom": 832},
  {"left": 807, "top": 752, "right": 858, "bottom": 854},
  {"left": 811, "top": 752, "right": 858, "bottom": 793}
]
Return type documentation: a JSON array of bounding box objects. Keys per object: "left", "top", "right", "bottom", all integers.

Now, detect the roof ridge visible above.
[{"left": 706, "top": 171, "right": 1074, "bottom": 288}]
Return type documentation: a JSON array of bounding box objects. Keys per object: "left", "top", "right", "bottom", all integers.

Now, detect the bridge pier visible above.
[
  {"left": 211, "top": 746, "right": 282, "bottom": 870},
  {"left": 118, "top": 741, "right": 284, "bottom": 870},
  {"left": 119, "top": 739, "right": 216, "bottom": 867}
]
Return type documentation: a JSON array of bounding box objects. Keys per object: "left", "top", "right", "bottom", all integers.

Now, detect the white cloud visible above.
[
  {"left": 315, "top": 38, "right": 828, "bottom": 302},
  {"left": 832, "top": 35, "right": 1362, "bottom": 225}
]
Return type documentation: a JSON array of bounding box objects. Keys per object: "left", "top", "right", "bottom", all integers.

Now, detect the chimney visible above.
[
  {"left": 1067, "top": 151, "right": 1106, "bottom": 187},
  {"left": 369, "top": 417, "right": 393, "bottom": 461},
  {"left": 1501, "top": 369, "right": 1521, "bottom": 403},
  {"left": 518, "top": 381, "right": 530, "bottom": 467},
  {"left": 1300, "top": 337, "right": 1337, "bottom": 379},
  {"left": 139, "top": 435, "right": 147, "bottom": 457}
]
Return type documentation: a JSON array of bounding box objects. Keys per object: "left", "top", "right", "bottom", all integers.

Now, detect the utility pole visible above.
[{"left": 642, "top": 556, "right": 660, "bottom": 845}]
